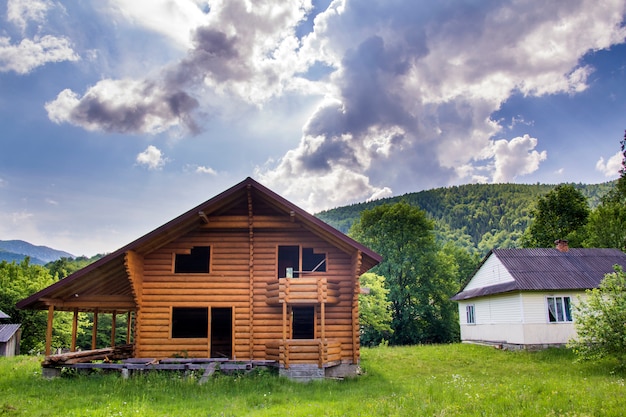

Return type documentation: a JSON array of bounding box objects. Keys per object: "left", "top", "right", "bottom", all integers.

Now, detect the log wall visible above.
[{"left": 135, "top": 225, "right": 359, "bottom": 363}]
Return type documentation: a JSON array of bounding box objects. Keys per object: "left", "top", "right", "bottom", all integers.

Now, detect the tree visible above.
[
  {"left": 358, "top": 273, "right": 393, "bottom": 346},
  {"left": 350, "top": 201, "right": 460, "bottom": 344},
  {"left": 522, "top": 184, "right": 590, "bottom": 248},
  {"left": 585, "top": 131, "right": 626, "bottom": 250},
  {"left": 0, "top": 258, "right": 80, "bottom": 353},
  {"left": 568, "top": 266, "right": 626, "bottom": 366}
]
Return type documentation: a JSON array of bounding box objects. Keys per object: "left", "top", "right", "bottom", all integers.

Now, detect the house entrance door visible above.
[
  {"left": 210, "top": 307, "right": 232, "bottom": 358},
  {"left": 292, "top": 306, "right": 315, "bottom": 339}
]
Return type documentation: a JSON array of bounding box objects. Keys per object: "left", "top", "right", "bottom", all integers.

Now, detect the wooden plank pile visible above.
[{"left": 42, "top": 344, "right": 133, "bottom": 366}]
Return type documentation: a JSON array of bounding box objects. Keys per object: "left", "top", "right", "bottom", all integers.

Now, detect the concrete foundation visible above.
[
  {"left": 279, "top": 362, "right": 361, "bottom": 381},
  {"left": 42, "top": 367, "right": 61, "bottom": 379}
]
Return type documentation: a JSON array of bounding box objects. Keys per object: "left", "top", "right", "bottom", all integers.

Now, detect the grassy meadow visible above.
[{"left": 1, "top": 344, "right": 625, "bottom": 416}]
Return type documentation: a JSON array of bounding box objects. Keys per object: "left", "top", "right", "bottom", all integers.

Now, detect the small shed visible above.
[
  {"left": 452, "top": 243, "right": 626, "bottom": 349},
  {"left": 17, "top": 177, "right": 381, "bottom": 378},
  {"left": 0, "top": 310, "right": 21, "bottom": 357}
]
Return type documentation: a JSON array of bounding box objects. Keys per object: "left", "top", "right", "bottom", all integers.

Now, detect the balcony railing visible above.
[
  {"left": 266, "top": 339, "right": 342, "bottom": 368},
  {"left": 266, "top": 277, "right": 340, "bottom": 305}
]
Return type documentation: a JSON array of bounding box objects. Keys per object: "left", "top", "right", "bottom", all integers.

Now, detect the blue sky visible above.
[{"left": 0, "top": 0, "right": 625, "bottom": 256}]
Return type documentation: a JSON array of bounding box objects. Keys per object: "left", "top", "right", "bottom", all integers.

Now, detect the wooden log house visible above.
[{"left": 17, "top": 178, "right": 381, "bottom": 378}]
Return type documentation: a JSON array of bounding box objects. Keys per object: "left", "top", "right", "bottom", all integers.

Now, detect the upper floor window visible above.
[
  {"left": 547, "top": 296, "right": 572, "bottom": 323},
  {"left": 175, "top": 246, "right": 210, "bottom": 273},
  {"left": 278, "top": 246, "right": 326, "bottom": 278}
]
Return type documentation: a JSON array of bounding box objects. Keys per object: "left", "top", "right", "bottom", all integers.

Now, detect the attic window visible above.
[
  {"left": 278, "top": 246, "right": 326, "bottom": 278},
  {"left": 547, "top": 296, "right": 572, "bottom": 323},
  {"left": 175, "top": 246, "right": 210, "bottom": 273}
]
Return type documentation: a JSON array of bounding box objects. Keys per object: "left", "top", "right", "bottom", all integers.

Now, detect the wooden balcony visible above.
[
  {"left": 266, "top": 277, "right": 340, "bottom": 305},
  {"left": 266, "top": 339, "right": 342, "bottom": 369}
]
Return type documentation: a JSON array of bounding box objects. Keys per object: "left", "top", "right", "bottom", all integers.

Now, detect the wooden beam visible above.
[
  {"left": 71, "top": 308, "right": 78, "bottom": 352},
  {"left": 45, "top": 306, "right": 54, "bottom": 356}
]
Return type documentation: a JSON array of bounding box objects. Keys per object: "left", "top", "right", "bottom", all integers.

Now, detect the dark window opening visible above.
[
  {"left": 211, "top": 307, "right": 232, "bottom": 358},
  {"left": 172, "top": 307, "right": 208, "bottom": 338},
  {"left": 175, "top": 246, "right": 210, "bottom": 273},
  {"left": 278, "top": 246, "right": 326, "bottom": 278},
  {"left": 292, "top": 306, "right": 315, "bottom": 339},
  {"left": 278, "top": 245, "right": 299, "bottom": 278},
  {"left": 302, "top": 248, "right": 326, "bottom": 273}
]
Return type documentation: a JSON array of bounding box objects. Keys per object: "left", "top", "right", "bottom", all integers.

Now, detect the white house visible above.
[{"left": 452, "top": 241, "right": 626, "bottom": 349}]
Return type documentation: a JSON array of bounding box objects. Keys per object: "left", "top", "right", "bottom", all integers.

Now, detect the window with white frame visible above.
[
  {"left": 547, "top": 296, "right": 572, "bottom": 323},
  {"left": 466, "top": 304, "right": 476, "bottom": 324}
]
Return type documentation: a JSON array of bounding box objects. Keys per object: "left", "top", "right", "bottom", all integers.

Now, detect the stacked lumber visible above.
[{"left": 42, "top": 344, "right": 133, "bottom": 366}]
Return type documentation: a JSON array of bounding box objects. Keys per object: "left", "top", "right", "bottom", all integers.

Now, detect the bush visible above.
[{"left": 569, "top": 265, "right": 626, "bottom": 367}]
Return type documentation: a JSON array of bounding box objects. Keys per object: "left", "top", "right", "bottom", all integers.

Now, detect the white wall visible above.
[
  {"left": 458, "top": 291, "right": 588, "bottom": 345},
  {"left": 458, "top": 293, "right": 524, "bottom": 344},
  {"left": 463, "top": 255, "right": 514, "bottom": 291}
]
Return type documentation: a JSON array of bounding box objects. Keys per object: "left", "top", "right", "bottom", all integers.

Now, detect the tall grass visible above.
[{"left": 1, "top": 344, "right": 624, "bottom": 416}]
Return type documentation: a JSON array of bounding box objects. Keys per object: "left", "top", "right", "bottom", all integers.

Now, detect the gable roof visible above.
[
  {"left": 0, "top": 310, "right": 9, "bottom": 320},
  {"left": 17, "top": 177, "right": 382, "bottom": 312},
  {"left": 0, "top": 324, "right": 21, "bottom": 343},
  {"left": 452, "top": 248, "right": 626, "bottom": 301}
]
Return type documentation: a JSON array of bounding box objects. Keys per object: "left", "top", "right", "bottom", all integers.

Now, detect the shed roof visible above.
[
  {"left": 452, "top": 248, "right": 626, "bottom": 301},
  {"left": 0, "top": 324, "right": 21, "bottom": 343},
  {"left": 0, "top": 310, "right": 9, "bottom": 320},
  {"left": 17, "top": 177, "right": 382, "bottom": 312}
]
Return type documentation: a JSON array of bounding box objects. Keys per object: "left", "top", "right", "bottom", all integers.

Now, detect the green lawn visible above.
[{"left": 1, "top": 344, "right": 624, "bottom": 416}]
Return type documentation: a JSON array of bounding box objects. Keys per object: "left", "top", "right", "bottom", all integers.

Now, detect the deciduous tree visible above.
[
  {"left": 358, "top": 273, "right": 393, "bottom": 346},
  {"left": 522, "top": 184, "right": 590, "bottom": 248},
  {"left": 350, "top": 201, "right": 460, "bottom": 344}
]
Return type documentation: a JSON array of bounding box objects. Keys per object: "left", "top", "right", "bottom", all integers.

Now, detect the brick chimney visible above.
[{"left": 555, "top": 239, "right": 569, "bottom": 252}]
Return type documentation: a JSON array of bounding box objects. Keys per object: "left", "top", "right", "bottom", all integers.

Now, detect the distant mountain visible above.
[{"left": 0, "top": 240, "right": 74, "bottom": 265}]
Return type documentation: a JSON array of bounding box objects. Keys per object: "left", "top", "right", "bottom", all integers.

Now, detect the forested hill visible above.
[{"left": 315, "top": 182, "right": 614, "bottom": 254}]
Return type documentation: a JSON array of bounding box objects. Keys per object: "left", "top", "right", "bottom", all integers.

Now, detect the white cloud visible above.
[
  {"left": 7, "top": 0, "right": 53, "bottom": 31},
  {"left": 45, "top": 79, "right": 199, "bottom": 134},
  {"left": 596, "top": 151, "right": 623, "bottom": 177},
  {"left": 488, "top": 135, "right": 548, "bottom": 183},
  {"left": 196, "top": 166, "right": 217, "bottom": 175},
  {"left": 0, "top": 35, "right": 79, "bottom": 74},
  {"left": 136, "top": 145, "right": 167, "bottom": 170},
  {"left": 107, "top": 0, "right": 208, "bottom": 49}
]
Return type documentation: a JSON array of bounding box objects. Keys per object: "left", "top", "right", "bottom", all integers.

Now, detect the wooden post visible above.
[
  {"left": 92, "top": 309, "right": 99, "bottom": 350},
  {"left": 111, "top": 311, "right": 117, "bottom": 347},
  {"left": 71, "top": 308, "right": 79, "bottom": 352},
  {"left": 45, "top": 306, "right": 54, "bottom": 356},
  {"left": 126, "top": 311, "right": 132, "bottom": 344}
]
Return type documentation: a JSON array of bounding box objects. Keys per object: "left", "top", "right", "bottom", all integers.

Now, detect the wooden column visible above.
[
  {"left": 92, "top": 309, "right": 99, "bottom": 350},
  {"left": 71, "top": 308, "right": 79, "bottom": 352},
  {"left": 126, "top": 312, "right": 132, "bottom": 344},
  {"left": 111, "top": 311, "right": 117, "bottom": 347},
  {"left": 282, "top": 302, "right": 287, "bottom": 341},
  {"left": 45, "top": 306, "right": 54, "bottom": 356}
]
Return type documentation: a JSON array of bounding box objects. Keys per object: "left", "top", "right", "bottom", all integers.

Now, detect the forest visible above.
[{"left": 317, "top": 181, "right": 615, "bottom": 255}]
